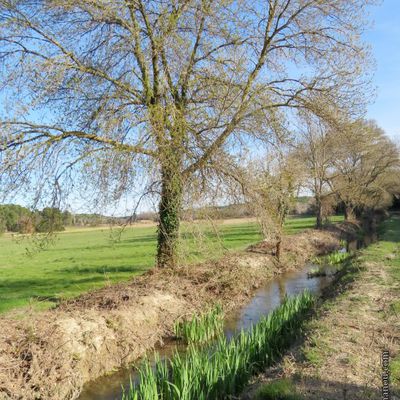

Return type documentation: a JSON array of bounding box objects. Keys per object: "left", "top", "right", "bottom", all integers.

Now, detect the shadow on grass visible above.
[
  {"left": 250, "top": 376, "right": 394, "bottom": 400},
  {"left": 58, "top": 264, "right": 150, "bottom": 275},
  {"left": 0, "top": 264, "right": 149, "bottom": 313},
  {"left": 242, "top": 255, "right": 373, "bottom": 400}
]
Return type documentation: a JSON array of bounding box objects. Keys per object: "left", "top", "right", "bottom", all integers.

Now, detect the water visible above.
[{"left": 78, "top": 261, "right": 337, "bottom": 400}]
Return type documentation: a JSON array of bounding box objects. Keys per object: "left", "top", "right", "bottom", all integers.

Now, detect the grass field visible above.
[{"left": 0, "top": 215, "right": 343, "bottom": 314}]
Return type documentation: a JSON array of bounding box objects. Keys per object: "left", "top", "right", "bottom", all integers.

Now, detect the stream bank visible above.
[
  {"left": 0, "top": 228, "right": 343, "bottom": 400},
  {"left": 242, "top": 214, "right": 400, "bottom": 400}
]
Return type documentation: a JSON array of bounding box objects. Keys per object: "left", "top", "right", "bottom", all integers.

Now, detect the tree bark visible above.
[
  {"left": 315, "top": 195, "right": 323, "bottom": 229},
  {"left": 344, "top": 204, "right": 356, "bottom": 221},
  {"left": 275, "top": 238, "right": 282, "bottom": 262},
  {"left": 156, "top": 154, "right": 183, "bottom": 268}
]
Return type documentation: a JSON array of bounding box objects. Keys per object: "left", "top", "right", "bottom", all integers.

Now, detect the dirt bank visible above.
[
  {"left": 242, "top": 217, "right": 400, "bottom": 400},
  {"left": 0, "top": 229, "right": 341, "bottom": 400}
]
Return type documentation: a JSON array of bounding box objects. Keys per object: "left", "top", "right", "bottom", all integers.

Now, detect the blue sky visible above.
[{"left": 365, "top": 0, "right": 400, "bottom": 141}]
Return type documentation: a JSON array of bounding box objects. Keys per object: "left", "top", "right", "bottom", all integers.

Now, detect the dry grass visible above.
[
  {"left": 243, "top": 217, "right": 400, "bottom": 400},
  {"left": 0, "top": 229, "right": 340, "bottom": 400}
]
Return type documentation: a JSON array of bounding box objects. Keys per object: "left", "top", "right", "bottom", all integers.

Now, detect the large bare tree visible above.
[{"left": 0, "top": 0, "right": 373, "bottom": 267}]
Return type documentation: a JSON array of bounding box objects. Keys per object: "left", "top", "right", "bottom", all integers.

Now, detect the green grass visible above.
[
  {"left": 307, "top": 266, "right": 327, "bottom": 278},
  {"left": 0, "top": 215, "right": 342, "bottom": 314},
  {"left": 391, "top": 355, "right": 400, "bottom": 389},
  {"left": 360, "top": 214, "right": 400, "bottom": 283},
  {"left": 254, "top": 379, "right": 303, "bottom": 400},
  {"left": 174, "top": 304, "right": 224, "bottom": 344},
  {"left": 123, "top": 291, "right": 315, "bottom": 400},
  {"left": 325, "top": 251, "right": 351, "bottom": 265}
]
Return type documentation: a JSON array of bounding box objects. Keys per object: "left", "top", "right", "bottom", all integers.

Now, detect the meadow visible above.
[{"left": 0, "top": 215, "right": 342, "bottom": 314}]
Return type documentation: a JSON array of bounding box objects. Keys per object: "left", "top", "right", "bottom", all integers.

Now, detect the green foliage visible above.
[
  {"left": 312, "top": 249, "right": 350, "bottom": 267},
  {"left": 0, "top": 204, "right": 70, "bottom": 233},
  {"left": 0, "top": 215, "right": 6, "bottom": 235},
  {"left": 326, "top": 251, "right": 350, "bottom": 265},
  {"left": 174, "top": 305, "right": 224, "bottom": 344},
  {"left": 35, "top": 207, "right": 65, "bottom": 232},
  {"left": 307, "top": 266, "right": 327, "bottom": 278},
  {"left": 391, "top": 355, "right": 400, "bottom": 389},
  {"left": 254, "top": 379, "right": 303, "bottom": 400},
  {"left": 123, "top": 291, "right": 315, "bottom": 400},
  {"left": 0, "top": 204, "right": 33, "bottom": 233}
]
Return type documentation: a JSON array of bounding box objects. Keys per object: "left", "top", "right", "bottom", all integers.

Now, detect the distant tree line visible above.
[
  {"left": 0, "top": 206, "right": 129, "bottom": 234},
  {"left": 0, "top": 198, "right": 317, "bottom": 235},
  {"left": 0, "top": 205, "right": 66, "bottom": 234}
]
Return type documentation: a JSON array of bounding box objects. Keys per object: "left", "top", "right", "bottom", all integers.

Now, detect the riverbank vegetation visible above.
[
  {"left": 246, "top": 214, "right": 400, "bottom": 400},
  {"left": 174, "top": 304, "right": 224, "bottom": 344},
  {"left": 0, "top": 1, "right": 399, "bottom": 399},
  {"left": 0, "top": 227, "right": 341, "bottom": 400},
  {"left": 123, "top": 292, "right": 314, "bottom": 400}
]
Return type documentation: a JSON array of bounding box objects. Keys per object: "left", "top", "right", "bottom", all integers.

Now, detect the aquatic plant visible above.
[
  {"left": 174, "top": 304, "right": 224, "bottom": 344},
  {"left": 312, "top": 250, "right": 350, "bottom": 267},
  {"left": 307, "top": 266, "right": 327, "bottom": 278},
  {"left": 326, "top": 250, "right": 350, "bottom": 265},
  {"left": 122, "top": 291, "right": 314, "bottom": 400}
]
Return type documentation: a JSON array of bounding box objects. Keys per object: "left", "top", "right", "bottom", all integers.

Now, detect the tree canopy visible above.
[{"left": 0, "top": 0, "right": 377, "bottom": 265}]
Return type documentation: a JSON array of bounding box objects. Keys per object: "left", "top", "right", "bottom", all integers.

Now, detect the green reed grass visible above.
[
  {"left": 326, "top": 251, "right": 350, "bottom": 265},
  {"left": 312, "top": 250, "right": 350, "bottom": 266},
  {"left": 307, "top": 266, "right": 327, "bottom": 278},
  {"left": 122, "top": 291, "right": 314, "bottom": 400},
  {"left": 174, "top": 304, "right": 224, "bottom": 344}
]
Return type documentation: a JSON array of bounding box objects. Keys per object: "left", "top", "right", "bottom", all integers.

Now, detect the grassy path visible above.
[
  {"left": 0, "top": 215, "right": 342, "bottom": 314},
  {"left": 246, "top": 214, "right": 400, "bottom": 400}
]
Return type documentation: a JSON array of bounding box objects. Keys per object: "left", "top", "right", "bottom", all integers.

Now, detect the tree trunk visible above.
[
  {"left": 275, "top": 238, "right": 281, "bottom": 262},
  {"left": 156, "top": 156, "right": 183, "bottom": 268},
  {"left": 344, "top": 205, "right": 356, "bottom": 221},
  {"left": 315, "top": 195, "right": 323, "bottom": 229}
]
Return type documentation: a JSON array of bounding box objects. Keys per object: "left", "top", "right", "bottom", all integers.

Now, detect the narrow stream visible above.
[{"left": 78, "top": 260, "right": 339, "bottom": 400}]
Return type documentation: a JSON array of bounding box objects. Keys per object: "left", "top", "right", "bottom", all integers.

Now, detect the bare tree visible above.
[
  {"left": 244, "top": 140, "right": 300, "bottom": 260},
  {"left": 0, "top": 0, "right": 374, "bottom": 267},
  {"left": 294, "top": 109, "right": 338, "bottom": 228},
  {"left": 329, "top": 120, "right": 400, "bottom": 220}
]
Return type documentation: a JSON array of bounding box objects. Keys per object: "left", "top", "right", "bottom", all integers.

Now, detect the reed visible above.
[
  {"left": 122, "top": 291, "right": 314, "bottom": 400},
  {"left": 307, "top": 266, "right": 327, "bottom": 278},
  {"left": 174, "top": 304, "right": 224, "bottom": 344},
  {"left": 326, "top": 251, "right": 350, "bottom": 265}
]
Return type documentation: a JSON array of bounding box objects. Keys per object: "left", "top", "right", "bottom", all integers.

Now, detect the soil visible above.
[{"left": 0, "top": 228, "right": 341, "bottom": 400}]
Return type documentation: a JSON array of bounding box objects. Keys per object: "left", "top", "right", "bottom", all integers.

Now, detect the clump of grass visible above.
[
  {"left": 307, "top": 266, "right": 327, "bottom": 278},
  {"left": 174, "top": 304, "right": 224, "bottom": 344},
  {"left": 312, "top": 250, "right": 351, "bottom": 267},
  {"left": 123, "top": 291, "right": 315, "bottom": 400},
  {"left": 254, "top": 378, "right": 303, "bottom": 400},
  {"left": 326, "top": 251, "right": 350, "bottom": 265},
  {"left": 390, "top": 355, "right": 400, "bottom": 388}
]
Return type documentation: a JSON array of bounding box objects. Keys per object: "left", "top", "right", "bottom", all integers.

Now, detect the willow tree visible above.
[{"left": 0, "top": 0, "right": 373, "bottom": 267}]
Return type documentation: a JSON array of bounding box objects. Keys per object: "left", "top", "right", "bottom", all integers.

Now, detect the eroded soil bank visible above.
[
  {"left": 241, "top": 215, "right": 400, "bottom": 400},
  {"left": 0, "top": 228, "right": 343, "bottom": 400}
]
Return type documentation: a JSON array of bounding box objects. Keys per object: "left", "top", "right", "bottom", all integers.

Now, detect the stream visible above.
[{"left": 78, "top": 259, "right": 340, "bottom": 400}]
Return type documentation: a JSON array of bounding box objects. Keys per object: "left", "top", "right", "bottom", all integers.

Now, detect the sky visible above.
[
  {"left": 1, "top": 0, "right": 399, "bottom": 215},
  {"left": 365, "top": 0, "right": 400, "bottom": 141}
]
